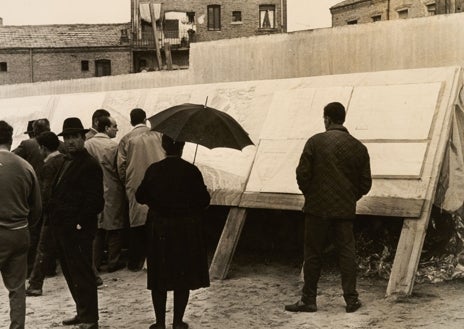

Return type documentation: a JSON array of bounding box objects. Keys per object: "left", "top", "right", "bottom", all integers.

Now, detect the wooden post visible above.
[
  {"left": 149, "top": 1, "right": 163, "bottom": 70},
  {"left": 209, "top": 207, "right": 248, "bottom": 280},
  {"left": 386, "top": 70, "right": 460, "bottom": 296},
  {"left": 164, "top": 42, "right": 173, "bottom": 70}
]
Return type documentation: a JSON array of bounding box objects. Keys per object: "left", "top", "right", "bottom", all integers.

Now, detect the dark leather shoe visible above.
[
  {"left": 25, "top": 287, "right": 42, "bottom": 296},
  {"left": 149, "top": 323, "right": 166, "bottom": 329},
  {"left": 78, "top": 323, "right": 98, "bottom": 329},
  {"left": 107, "top": 261, "right": 126, "bottom": 273},
  {"left": 172, "top": 322, "right": 188, "bottom": 329},
  {"left": 285, "top": 300, "right": 317, "bottom": 312},
  {"left": 95, "top": 276, "right": 103, "bottom": 287},
  {"left": 62, "top": 316, "right": 81, "bottom": 325},
  {"left": 346, "top": 300, "right": 362, "bottom": 313}
]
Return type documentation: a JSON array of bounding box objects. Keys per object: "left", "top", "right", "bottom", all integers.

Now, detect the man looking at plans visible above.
[
  {"left": 48, "top": 118, "right": 104, "bottom": 329},
  {"left": 85, "top": 116, "right": 127, "bottom": 273},
  {"left": 0, "top": 120, "right": 42, "bottom": 329},
  {"left": 285, "top": 102, "right": 372, "bottom": 313}
]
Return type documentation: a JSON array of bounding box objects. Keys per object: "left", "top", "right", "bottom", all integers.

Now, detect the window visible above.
[
  {"left": 397, "top": 9, "right": 408, "bottom": 19},
  {"left": 347, "top": 19, "right": 358, "bottom": 25},
  {"left": 81, "top": 60, "right": 89, "bottom": 71},
  {"left": 426, "top": 3, "right": 436, "bottom": 15},
  {"left": 232, "top": 11, "right": 242, "bottom": 23},
  {"left": 0, "top": 62, "right": 7, "bottom": 72},
  {"left": 207, "top": 5, "right": 221, "bottom": 31},
  {"left": 164, "top": 19, "right": 179, "bottom": 38},
  {"left": 259, "top": 5, "right": 275, "bottom": 29},
  {"left": 186, "top": 12, "right": 195, "bottom": 24},
  {"left": 372, "top": 15, "right": 381, "bottom": 22},
  {"left": 95, "top": 59, "right": 111, "bottom": 77}
]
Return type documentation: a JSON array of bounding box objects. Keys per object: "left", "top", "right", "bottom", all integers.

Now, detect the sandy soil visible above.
[{"left": 2, "top": 257, "right": 464, "bottom": 329}]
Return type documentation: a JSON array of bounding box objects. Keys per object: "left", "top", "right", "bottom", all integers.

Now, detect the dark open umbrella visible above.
[{"left": 148, "top": 103, "right": 254, "bottom": 152}]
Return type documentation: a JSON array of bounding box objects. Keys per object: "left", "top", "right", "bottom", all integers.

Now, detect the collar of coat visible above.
[
  {"left": 326, "top": 124, "right": 349, "bottom": 134},
  {"left": 64, "top": 148, "right": 90, "bottom": 161}
]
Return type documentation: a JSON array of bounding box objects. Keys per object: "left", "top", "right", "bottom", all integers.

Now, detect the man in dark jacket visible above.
[
  {"left": 48, "top": 118, "right": 104, "bottom": 329},
  {"left": 26, "top": 131, "right": 65, "bottom": 296},
  {"left": 13, "top": 118, "right": 51, "bottom": 275},
  {"left": 285, "top": 102, "right": 372, "bottom": 314}
]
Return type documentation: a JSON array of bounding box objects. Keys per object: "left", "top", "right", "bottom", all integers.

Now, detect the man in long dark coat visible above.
[
  {"left": 136, "top": 134, "right": 210, "bottom": 329},
  {"left": 48, "top": 117, "right": 104, "bottom": 329}
]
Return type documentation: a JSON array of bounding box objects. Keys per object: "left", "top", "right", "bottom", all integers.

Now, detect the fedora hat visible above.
[
  {"left": 58, "top": 117, "right": 89, "bottom": 136},
  {"left": 23, "top": 120, "right": 35, "bottom": 134}
]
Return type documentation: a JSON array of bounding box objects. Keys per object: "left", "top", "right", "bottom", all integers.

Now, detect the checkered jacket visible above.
[{"left": 296, "top": 125, "right": 372, "bottom": 219}]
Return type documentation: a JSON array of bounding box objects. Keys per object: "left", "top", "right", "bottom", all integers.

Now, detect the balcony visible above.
[{"left": 131, "top": 30, "right": 194, "bottom": 50}]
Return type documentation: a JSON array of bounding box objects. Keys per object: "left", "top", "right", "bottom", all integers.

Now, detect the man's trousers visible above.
[{"left": 302, "top": 214, "right": 358, "bottom": 305}]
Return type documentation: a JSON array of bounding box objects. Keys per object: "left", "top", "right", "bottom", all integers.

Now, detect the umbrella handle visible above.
[{"left": 193, "top": 143, "right": 198, "bottom": 164}]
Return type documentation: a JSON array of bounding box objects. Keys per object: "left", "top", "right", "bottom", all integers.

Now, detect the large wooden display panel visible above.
[{"left": 241, "top": 70, "right": 456, "bottom": 218}]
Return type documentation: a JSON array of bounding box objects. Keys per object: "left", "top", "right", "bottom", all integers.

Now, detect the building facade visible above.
[
  {"left": 0, "top": 24, "right": 131, "bottom": 85},
  {"left": 0, "top": 0, "right": 288, "bottom": 85},
  {"left": 131, "top": 0, "right": 288, "bottom": 72},
  {"left": 330, "top": 0, "right": 463, "bottom": 26}
]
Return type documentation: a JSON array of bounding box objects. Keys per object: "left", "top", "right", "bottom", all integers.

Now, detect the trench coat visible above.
[
  {"left": 123, "top": 130, "right": 165, "bottom": 228},
  {"left": 85, "top": 133, "right": 127, "bottom": 230},
  {"left": 116, "top": 124, "right": 150, "bottom": 185},
  {"left": 136, "top": 156, "right": 210, "bottom": 291}
]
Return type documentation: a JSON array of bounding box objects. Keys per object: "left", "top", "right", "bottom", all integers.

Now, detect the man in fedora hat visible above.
[{"left": 48, "top": 117, "right": 104, "bottom": 329}]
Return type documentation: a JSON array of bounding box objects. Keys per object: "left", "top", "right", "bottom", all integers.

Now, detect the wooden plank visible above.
[
  {"left": 149, "top": 1, "right": 162, "bottom": 70},
  {"left": 209, "top": 190, "right": 242, "bottom": 207},
  {"left": 164, "top": 42, "right": 173, "bottom": 70},
  {"left": 209, "top": 207, "right": 247, "bottom": 280},
  {"left": 239, "top": 192, "right": 424, "bottom": 218},
  {"left": 386, "top": 200, "right": 433, "bottom": 296},
  {"left": 386, "top": 69, "right": 461, "bottom": 296}
]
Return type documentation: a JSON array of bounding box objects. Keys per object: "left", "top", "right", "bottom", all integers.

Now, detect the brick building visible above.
[
  {"left": 330, "top": 0, "right": 464, "bottom": 26},
  {"left": 0, "top": 0, "right": 288, "bottom": 84},
  {"left": 0, "top": 23, "right": 131, "bottom": 85},
  {"left": 131, "top": 0, "right": 288, "bottom": 72}
]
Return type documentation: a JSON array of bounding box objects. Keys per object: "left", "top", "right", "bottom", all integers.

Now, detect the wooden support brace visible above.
[
  {"left": 209, "top": 207, "right": 248, "bottom": 280},
  {"left": 149, "top": 1, "right": 163, "bottom": 70},
  {"left": 164, "top": 42, "right": 173, "bottom": 70},
  {"left": 386, "top": 200, "right": 433, "bottom": 296}
]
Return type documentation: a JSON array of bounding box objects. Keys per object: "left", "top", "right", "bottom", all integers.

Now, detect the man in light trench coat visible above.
[
  {"left": 117, "top": 108, "right": 165, "bottom": 271},
  {"left": 85, "top": 116, "right": 128, "bottom": 272}
]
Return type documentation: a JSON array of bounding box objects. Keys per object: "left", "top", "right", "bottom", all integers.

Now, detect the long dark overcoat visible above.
[
  {"left": 48, "top": 149, "right": 104, "bottom": 236},
  {"left": 136, "top": 156, "right": 210, "bottom": 291}
]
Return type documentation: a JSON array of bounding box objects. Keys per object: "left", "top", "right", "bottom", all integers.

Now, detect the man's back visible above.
[
  {"left": 117, "top": 124, "right": 150, "bottom": 184},
  {"left": 296, "top": 125, "right": 371, "bottom": 219},
  {"left": 13, "top": 138, "right": 43, "bottom": 178},
  {"left": 0, "top": 150, "right": 42, "bottom": 229}
]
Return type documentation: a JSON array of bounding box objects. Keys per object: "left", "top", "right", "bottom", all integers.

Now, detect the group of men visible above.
[
  {"left": 0, "top": 108, "right": 165, "bottom": 329},
  {"left": 0, "top": 101, "right": 372, "bottom": 329}
]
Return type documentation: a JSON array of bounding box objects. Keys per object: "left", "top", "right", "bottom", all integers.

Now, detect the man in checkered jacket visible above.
[{"left": 286, "top": 102, "right": 372, "bottom": 314}]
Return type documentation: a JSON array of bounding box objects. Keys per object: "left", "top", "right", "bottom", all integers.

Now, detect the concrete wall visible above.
[
  {"left": 189, "top": 12, "right": 464, "bottom": 83},
  {"left": 3, "top": 12, "right": 464, "bottom": 98}
]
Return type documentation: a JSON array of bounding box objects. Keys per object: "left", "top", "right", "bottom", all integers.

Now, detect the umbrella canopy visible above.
[{"left": 148, "top": 103, "right": 254, "bottom": 150}]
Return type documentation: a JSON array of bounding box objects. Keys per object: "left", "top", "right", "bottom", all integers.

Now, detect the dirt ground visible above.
[{"left": 2, "top": 255, "right": 464, "bottom": 329}]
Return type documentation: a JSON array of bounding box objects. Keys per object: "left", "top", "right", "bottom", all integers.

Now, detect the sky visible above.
[{"left": 0, "top": 0, "right": 341, "bottom": 31}]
